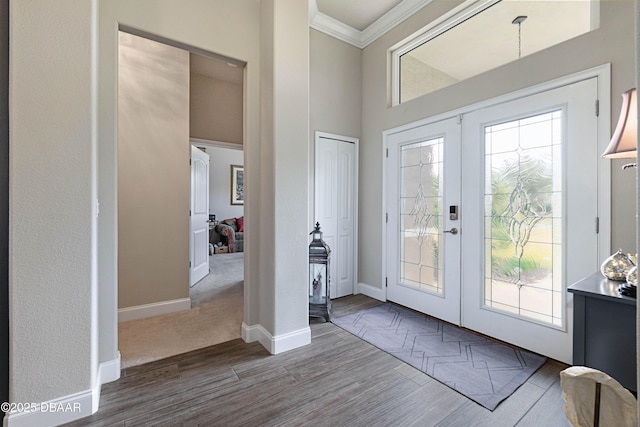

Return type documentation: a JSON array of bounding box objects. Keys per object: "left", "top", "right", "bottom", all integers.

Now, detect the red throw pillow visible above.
[{"left": 236, "top": 217, "right": 244, "bottom": 232}]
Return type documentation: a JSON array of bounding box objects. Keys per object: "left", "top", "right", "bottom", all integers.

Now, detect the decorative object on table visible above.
[
  {"left": 230, "top": 164, "right": 244, "bottom": 205},
  {"left": 602, "top": 88, "right": 636, "bottom": 169},
  {"left": 309, "top": 222, "right": 331, "bottom": 322},
  {"left": 600, "top": 249, "right": 634, "bottom": 281},
  {"left": 621, "top": 266, "right": 638, "bottom": 297},
  {"left": 626, "top": 265, "right": 638, "bottom": 286}
]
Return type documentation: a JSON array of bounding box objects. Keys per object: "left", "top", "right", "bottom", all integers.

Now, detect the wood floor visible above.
[{"left": 66, "top": 295, "right": 571, "bottom": 427}]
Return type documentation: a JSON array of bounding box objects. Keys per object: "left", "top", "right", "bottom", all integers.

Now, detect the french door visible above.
[
  {"left": 386, "top": 117, "right": 461, "bottom": 325},
  {"left": 386, "top": 77, "right": 603, "bottom": 363}
]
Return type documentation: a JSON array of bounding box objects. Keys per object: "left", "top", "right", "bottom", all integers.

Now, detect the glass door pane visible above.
[
  {"left": 400, "top": 138, "right": 444, "bottom": 294},
  {"left": 484, "top": 111, "right": 563, "bottom": 327}
]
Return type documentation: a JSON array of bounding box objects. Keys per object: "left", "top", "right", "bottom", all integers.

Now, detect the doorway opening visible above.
[{"left": 116, "top": 31, "right": 246, "bottom": 369}]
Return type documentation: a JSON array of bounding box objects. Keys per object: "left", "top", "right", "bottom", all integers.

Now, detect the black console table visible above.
[{"left": 568, "top": 272, "right": 636, "bottom": 391}]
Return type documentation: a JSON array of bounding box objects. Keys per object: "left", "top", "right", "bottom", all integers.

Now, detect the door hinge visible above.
[
  {"left": 595, "top": 99, "right": 600, "bottom": 117},
  {"left": 595, "top": 217, "right": 600, "bottom": 234},
  {"left": 456, "top": 114, "right": 463, "bottom": 124},
  {"left": 386, "top": 213, "right": 388, "bottom": 223},
  {"left": 386, "top": 148, "right": 389, "bottom": 158},
  {"left": 189, "top": 261, "right": 191, "bottom": 268},
  {"left": 385, "top": 277, "right": 388, "bottom": 287},
  {"left": 189, "top": 158, "right": 192, "bottom": 165},
  {"left": 189, "top": 209, "right": 192, "bottom": 216}
]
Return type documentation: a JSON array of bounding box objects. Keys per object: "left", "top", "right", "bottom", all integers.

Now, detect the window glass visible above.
[{"left": 396, "top": 0, "right": 598, "bottom": 104}]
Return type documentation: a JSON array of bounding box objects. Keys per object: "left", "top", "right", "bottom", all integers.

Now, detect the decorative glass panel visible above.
[
  {"left": 400, "top": 138, "right": 444, "bottom": 294},
  {"left": 484, "top": 110, "right": 562, "bottom": 326}
]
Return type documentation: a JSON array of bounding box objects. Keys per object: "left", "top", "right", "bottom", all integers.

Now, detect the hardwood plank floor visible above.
[{"left": 66, "top": 295, "right": 571, "bottom": 427}]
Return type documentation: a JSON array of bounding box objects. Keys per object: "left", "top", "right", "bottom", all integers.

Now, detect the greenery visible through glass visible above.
[
  {"left": 400, "top": 138, "right": 444, "bottom": 294},
  {"left": 484, "top": 110, "right": 562, "bottom": 326}
]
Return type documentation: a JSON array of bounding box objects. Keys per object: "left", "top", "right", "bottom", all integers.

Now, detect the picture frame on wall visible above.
[{"left": 230, "top": 164, "right": 244, "bottom": 205}]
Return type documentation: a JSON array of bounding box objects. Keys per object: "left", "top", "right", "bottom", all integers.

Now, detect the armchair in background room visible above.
[{"left": 215, "top": 217, "right": 244, "bottom": 253}]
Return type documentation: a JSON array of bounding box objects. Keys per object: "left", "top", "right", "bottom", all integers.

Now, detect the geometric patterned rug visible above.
[{"left": 332, "top": 302, "right": 546, "bottom": 410}]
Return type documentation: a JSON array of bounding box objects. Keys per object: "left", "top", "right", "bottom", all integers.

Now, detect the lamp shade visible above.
[{"left": 602, "top": 88, "right": 637, "bottom": 159}]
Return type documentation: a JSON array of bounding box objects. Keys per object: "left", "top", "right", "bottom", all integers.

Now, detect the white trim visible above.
[
  {"left": 190, "top": 137, "right": 242, "bottom": 151},
  {"left": 309, "top": 0, "right": 434, "bottom": 49},
  {"left": 309, "top": 13, "right": 362, "bottom": 48},
  {"left": 361, "top": 0, "right": 435, "bottom": 48},
  {"left": 3, "top": 389, "right": 95, "bottom": 427},
  {"left": 117, "top": 297, "right": 191, "bottom": 322},
  {"left": 242, "top": 323, "right": 311, "bottom": 355},
  {"left": 2, "top": 354, "right": 121, "bottom": 427},
  {"left": 357, "top": 282, "right": 386, "bottom": 302},
  {"left": 97, "top": 353, "right": 121, "bottom": 386},
  {"left": 384, "top": 64, "right": 612, "bottom": 140}
]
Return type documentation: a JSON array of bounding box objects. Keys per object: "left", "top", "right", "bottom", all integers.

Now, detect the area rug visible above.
[{"left": 332, "top": 302, "right": 546, "bottom": 410}]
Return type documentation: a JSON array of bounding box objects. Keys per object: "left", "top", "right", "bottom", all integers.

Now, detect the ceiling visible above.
[
  {"left": 191, "top": 0, "right": 428, "bottom": 82},
  {"left": 310, "top": 0, "right": 433, "bottom": 48},
  {"left": 190, "top": 53, "right": 243, "bottom": 85},
  {"left": 315, "top": 0, "right": 403, "bottom": 31}
]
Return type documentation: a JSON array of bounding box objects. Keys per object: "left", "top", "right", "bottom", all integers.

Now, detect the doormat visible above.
[{"left": 332, "top": 302, "right": 546, "bottom": 411}]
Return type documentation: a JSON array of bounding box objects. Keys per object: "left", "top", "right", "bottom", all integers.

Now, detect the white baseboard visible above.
[
  {"left": 242, "top": 323, "right": 311, "bottom": 355},
  {"left": 357, "top": 282, "right": 386, "bottom": 302},
  {"left": 3, "top": 355, "right": 122, "bottom": 427},
  {"left": 118, "top": 298, "right": 191, "bottom": 322},
  {"left": 98, "top": 352, "right": 121, "bottom": 385}
]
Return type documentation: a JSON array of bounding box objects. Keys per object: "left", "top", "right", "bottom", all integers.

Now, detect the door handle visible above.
[{"left": 443, "top": 227, "right": 458, "bottom": 235}]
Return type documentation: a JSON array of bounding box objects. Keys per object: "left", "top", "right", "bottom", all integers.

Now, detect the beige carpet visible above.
[{"left": 118, "top": 252, "right": 244, "bottom": 369}]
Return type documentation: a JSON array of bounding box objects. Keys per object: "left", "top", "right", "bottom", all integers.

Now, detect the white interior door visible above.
[
  {"left": 315, "top": 132, "right": 357, "bottom": 299},
  {"left": 190, "top": 145, "right": 210, "bottom": 287},
  {"left": 461, "top": 78, "right": 601, "bottom": 363},
  {"left": 386, "top": 117, "right": 461, "bottom": 325}
]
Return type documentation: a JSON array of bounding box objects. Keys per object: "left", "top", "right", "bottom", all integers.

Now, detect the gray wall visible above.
[
  {"left": 10, "top": 0, "right": 95, "bottom": 403},
  {"left": 0, "top": 0, "right": 8, "bottom": 411},
  {"left": 309, "top": 28, "right": 362, "bottom": 242},
  {"left": 118, "top": 32, "right": 190, "bottom": 309},
  {"left": 10, "top": 0, "right": 309, "bottom": 412},
  {"left": 359, "top": 0, "right": 637, "bottom": 291}
]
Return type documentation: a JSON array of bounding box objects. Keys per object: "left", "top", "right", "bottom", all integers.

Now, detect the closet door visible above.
[{"left": 315, "top": 132, "right": 358, "bottom": 299}]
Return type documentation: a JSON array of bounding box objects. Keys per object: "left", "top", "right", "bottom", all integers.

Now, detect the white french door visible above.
[
  {"left": 461, "top": 78, "right": 600, "bottom": 363},
  {"left": 386, "top": 76, "right": 604, "bottom": 363},
  {"left": 386, "top": 117, "right": 461, "bottom": 325}
]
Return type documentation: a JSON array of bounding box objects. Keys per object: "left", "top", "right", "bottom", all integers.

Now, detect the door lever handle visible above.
[{"left": 443, "top": 227, "right": 459, "bottom": 235}]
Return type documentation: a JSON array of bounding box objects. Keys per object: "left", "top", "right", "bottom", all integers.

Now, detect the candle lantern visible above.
[{"left": 309, "top": 222, "right": 331, "bottom": 322}]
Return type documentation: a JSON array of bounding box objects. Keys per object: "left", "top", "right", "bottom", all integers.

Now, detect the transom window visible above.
[{"left": 391, "top": 0, "right": 599, "bottom": 105}]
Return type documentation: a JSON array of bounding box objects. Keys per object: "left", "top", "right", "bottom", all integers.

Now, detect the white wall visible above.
[
  {"left": 201, "top": 145, "right": 244, "bottom": 221},
  {"left": 10, "top": 0, "right": 97, "bottom": 409},
  {"left": 359, "top": 0, "right": 637, "bottom": 292}
]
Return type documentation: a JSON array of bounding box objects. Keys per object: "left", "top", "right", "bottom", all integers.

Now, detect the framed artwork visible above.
[{"left": 230, "top": 164, "right": 244, "bottom": 205}]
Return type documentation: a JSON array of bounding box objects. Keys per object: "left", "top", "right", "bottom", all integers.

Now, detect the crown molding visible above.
[{"left": 309, "top": 0, "right": 434, "bottom": 49}]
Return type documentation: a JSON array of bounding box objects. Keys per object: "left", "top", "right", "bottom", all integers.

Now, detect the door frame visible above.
[
  {"left": 313, "top": 131, "right": 359, "bottom": 297},
  {"left": 383, "top": 64, "right": 611, "bottom": 308}
]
